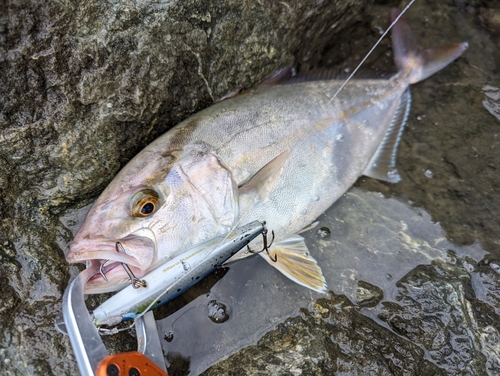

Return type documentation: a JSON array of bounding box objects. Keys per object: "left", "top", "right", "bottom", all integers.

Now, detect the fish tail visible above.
[{"left": 391, "top": 8, "right": 468, "bottom": 84}]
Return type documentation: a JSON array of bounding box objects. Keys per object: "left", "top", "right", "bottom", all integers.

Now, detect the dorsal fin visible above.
[
  {"left": 285, "top": 68, "right": 395, "bottom": 84},
  {"left": 363, "top": 88, "right": 411, "bottom": 183},
  {"left": 215, "top": 84, "right": 244, "bottom": 102},
  {"left": 258, "top": 66, "right": 296, "bottom": 86}
]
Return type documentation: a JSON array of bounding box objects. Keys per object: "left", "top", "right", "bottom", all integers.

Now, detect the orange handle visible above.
[{"left": 96, "top": 351, "right": 168, "bottom": 376}]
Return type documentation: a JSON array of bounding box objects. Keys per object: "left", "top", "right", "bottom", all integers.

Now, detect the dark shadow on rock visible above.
[
  {"left": 154, "top": 267, "right": 229, "bottom": 320},
  {"left": 167, "top": 352, "right": 191, "bottom": 376}
]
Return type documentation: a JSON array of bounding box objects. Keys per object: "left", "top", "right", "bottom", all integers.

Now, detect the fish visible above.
[{"left": 66, "top": 9, "right": 468, "bottom": 294}]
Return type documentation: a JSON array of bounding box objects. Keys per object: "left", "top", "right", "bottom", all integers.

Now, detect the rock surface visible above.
[
  {"left": 0, "top": 0, "right": 364, "bottom": 374},
  {"left": 2, "top": 0, "right": 500, "bottom": 375},
  {"left": 203, "top": 259, "right": 500, "bottom": 375}
]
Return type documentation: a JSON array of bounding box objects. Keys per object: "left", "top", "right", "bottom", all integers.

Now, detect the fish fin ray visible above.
[
  {"left": 258, "top": 66, "right": 296, "bottom": 86},
  {"left": 260, "top": 67, "right": 393, "bottom": 87},
  {"left": 363, "top": 88, "right": 411, "bottom": 183},
  {"left": 298, "top": 221, "right": 319, "bottom": 234},
  {"left": 239, "top": 150, "right": 290, "bottom": 202},
  {"left": 215, "top": 84, "right": 244, "bottom": 102},
  {"left": 391, "top": 8, "right": 468, "bottom": 84},
  {"left": 287, "top": 68, "right": 395, "bottom": 83},
  {"left": 263, "top": 234, "right": 328, "bottom": 293}
]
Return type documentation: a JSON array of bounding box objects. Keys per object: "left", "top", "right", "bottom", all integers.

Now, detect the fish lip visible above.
[
  {"left": 66, "top": 237, "right": 149, "bottom": 269},
  {"left": 84, "top": 259, "right": 137, "bottom": 294},
  {"left": 67, "top": 235, "right": 156, "bottom": 293},
  {"left": 66, "top": 248, "right": 143, "bottom": 269}
]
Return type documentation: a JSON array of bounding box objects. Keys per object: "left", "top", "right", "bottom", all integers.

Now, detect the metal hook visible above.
[
  {"left": 99, "top": 259, "right": 109, "bottom": 281},
  {"left": 263, "top": 228, "right": 277, "bottom": 262},
  {"left": 116, "top": 242, "right": 148, "bottom": 289},
  {"left": 246, "top": 222, "right": 277, "bottom": 262}
]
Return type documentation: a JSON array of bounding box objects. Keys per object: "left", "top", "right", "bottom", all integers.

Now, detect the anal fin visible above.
[
  {"left": 263, "top": 234, "right": 327, "bottom": 293},
  {"left": 363, "top": 88, "right": 411, "bottom": 183}
]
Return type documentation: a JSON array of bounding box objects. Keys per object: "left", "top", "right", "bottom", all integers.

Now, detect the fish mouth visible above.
[
  {"left": 66, "top": 234, "right": 156, "bottom": 294},
  {"left": 84, "top": 259, "right": 145, "bottom": 294}
]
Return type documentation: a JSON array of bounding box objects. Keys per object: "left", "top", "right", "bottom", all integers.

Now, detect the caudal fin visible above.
[{"left": 391, "top": 8, "right": 468, "bottom": 84}]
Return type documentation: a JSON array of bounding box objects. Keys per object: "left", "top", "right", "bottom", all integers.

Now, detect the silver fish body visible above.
[{"left": 67, "top": 10, "right": 467, "bottom": 293}]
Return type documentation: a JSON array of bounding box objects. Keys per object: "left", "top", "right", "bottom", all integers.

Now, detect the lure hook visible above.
[
  {"left": 99, "top": 259, "right": 109, "bottom": 281},
  {"left": 116, "top": 242, "right": 148, "bottom": 289},
  {"left": 246, "top": 222, "right": 277, "bottom": 262}
]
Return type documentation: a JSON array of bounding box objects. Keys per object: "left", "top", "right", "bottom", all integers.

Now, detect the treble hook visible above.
[
  {"left": 99, "top": 259, "right": 109, "bottom": 281},
  {"left": 246, "top": 222, "right": 277, "bottom": 262},
  {"left": 116, "top": 242, "right": 148, "bottom": 288}
]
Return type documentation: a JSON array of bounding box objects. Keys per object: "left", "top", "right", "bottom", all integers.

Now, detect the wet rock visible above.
[
  {"left": 203, "top": 258, "right": 500, "bottom": 375},
  {"left": 355, "top": 280, "right": 383, "bottom": 307},
  {"left": 207, "top": 300, "right": 230, "bottom": 324},
  {"left": 479, "top": 7, "right": 500, "bottom": 34},
  {"left": 316, "top": 226, "right": 331, "bottom": 240},
  {"left": 0, "top": 0, "right": 366, "bottom": 374},
  {"left": 203, "top": 293, "right": 443, "bottom": 375},
  {"left": 165, "top": 331, "right": 174, "bottom": 343},
  {"left": 378, "top": 259, "right": 500, "bottom": 375}
]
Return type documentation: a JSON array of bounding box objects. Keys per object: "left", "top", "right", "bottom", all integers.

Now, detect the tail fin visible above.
[{"left": 391, "top": 8, "right": 468, "bottom": 84}]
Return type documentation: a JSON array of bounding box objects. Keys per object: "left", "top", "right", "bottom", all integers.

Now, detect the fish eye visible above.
[{"left": 130, "top": 189, "right": 160, "bottom": 217}]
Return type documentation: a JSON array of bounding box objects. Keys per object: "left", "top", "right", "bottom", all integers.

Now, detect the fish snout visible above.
[
  {"left": 67, "top": 234, "right": 155, "bottom": 271},
  {"left": 67, "top": 235, "right": 157, "bottom": 294},
  {"left": 85, "top": 259, "right": 142, "bottom": 294}
]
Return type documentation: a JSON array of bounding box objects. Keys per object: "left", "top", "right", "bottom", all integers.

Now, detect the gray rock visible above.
[
  {"left": 378, "top": 259, "right": 500, "bottom": 375},
  {"left": 355, "top": 280, "right": 383, "bottom": 307},
  {"left": 2, "top": 0, "right": 500, "bottom": 375},
  {"left": 203, "top": 292, "right": 444, "bottom": 376}
]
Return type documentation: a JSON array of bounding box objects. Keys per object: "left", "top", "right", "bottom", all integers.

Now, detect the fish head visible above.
[{"left": 67, "top": 144, "right": 239, "bottom": 293}]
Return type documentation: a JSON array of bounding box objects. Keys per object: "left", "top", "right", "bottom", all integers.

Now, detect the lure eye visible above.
[{"left": 130, "top": 189, "right": 160, "bottom": 217}]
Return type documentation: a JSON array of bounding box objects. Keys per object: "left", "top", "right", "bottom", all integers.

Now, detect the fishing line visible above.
[{"left": 329, "top": 0, "right": 417, "bottom": 102}]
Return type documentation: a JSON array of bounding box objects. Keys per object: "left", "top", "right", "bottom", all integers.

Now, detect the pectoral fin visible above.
[
  {"left": 363, "top": 88, "right": 411, "bottom": 183},
  {"left": 263, "top": 234, "right": 328, "bottom": 293},
  {"left": 239, "top": 150, "right": 290, "bottom": 202}
]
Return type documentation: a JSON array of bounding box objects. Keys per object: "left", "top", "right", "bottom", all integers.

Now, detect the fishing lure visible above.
[{"left": 92, "top": 220, "right": 268, "bottom": 327}]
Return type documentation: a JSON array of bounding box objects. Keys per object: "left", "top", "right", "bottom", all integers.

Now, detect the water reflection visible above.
[{"left": 156, "top": 187, "right": 487, "bottom": 375}]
